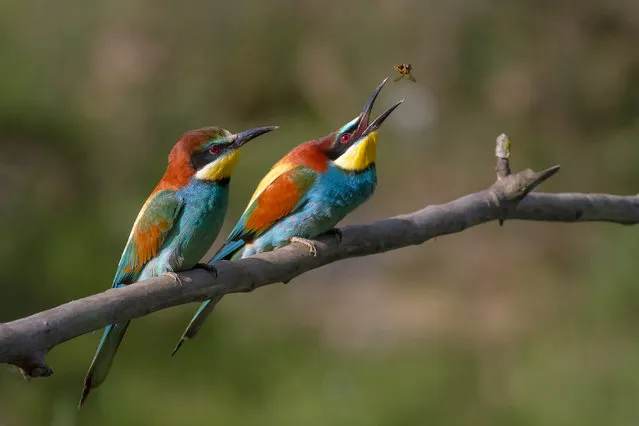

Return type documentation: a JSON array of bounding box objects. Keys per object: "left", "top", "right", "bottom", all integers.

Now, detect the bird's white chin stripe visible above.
[{"left": 195, "top": 151, "right": 240, "bottom": 181}]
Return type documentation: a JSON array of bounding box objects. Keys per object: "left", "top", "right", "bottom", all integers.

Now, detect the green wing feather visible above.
[{"left": 112, "top": 189, "right": 183, "bottom": 286}]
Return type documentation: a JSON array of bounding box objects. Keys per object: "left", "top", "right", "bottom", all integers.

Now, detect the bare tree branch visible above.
[{"left": 0, "top": 135, "right": 637, "bottom": 378}]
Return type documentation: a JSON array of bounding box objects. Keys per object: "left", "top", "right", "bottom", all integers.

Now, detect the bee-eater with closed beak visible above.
[
  {"left": 79, "top": 125, "right": 277, "bottom": 407},
  {"left": 172, "top": 79, "right": 402, "bottom": 355}
]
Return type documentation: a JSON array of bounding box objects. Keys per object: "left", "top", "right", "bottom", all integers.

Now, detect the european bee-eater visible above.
[
  {"left": 79, "top": 125, "right": 277, "bottom": 407},
  {"left": 171, "top": 79, "right": 402, "bottom": 355}
]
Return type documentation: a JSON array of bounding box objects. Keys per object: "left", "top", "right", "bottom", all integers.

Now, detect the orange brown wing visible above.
[{"left": 226, "top": 165, "right": 318, "bottom": 242}]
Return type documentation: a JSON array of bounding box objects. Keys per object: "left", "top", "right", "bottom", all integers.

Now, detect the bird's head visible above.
[
  {"left": 326, "top": 78, "right": 401, "bottom": 160},
  {"left": 168, "top": 125, "right": 278, "bottom": 185},
  {"left": 333, "top": 84, "right": 403, "bottom": 172}
]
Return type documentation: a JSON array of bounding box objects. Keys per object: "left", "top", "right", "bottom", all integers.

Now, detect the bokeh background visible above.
[{"left": 1, "top": 0, "right": 639, "bottom": 425}]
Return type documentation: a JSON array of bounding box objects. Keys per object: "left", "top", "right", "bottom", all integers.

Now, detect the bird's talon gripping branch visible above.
[
  {"left": 165, "top": 272, "right": 184, "bottom": 287},
  {"left": 290, "top": 237, "right": 318, "bottom": 257},
  {"left": 194, "top": 263, "right": 218, "bottom": 278}
]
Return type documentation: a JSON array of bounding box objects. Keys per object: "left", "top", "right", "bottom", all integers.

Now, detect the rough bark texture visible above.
[{"left": 0, "top": 134, "right": 637, "bottom": 378}]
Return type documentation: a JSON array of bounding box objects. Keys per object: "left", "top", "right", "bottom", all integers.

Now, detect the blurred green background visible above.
[{"left": 1, "top": 0, "right": 639, "bottom": 425}]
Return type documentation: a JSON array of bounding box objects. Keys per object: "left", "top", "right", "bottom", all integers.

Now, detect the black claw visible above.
[
  {"left": 325, "top": 228, "right": 343, "bottom": 243},
  {"left": 195, "top": 263, "right": 218, "bottom": 278}
]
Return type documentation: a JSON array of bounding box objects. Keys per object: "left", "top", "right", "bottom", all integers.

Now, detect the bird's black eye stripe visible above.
[
  {"left": 190, "top": 143, "right": 233, "bottom": 170},
  {"left": 191, "top": 150, "right": 210, "bottom": 170}
]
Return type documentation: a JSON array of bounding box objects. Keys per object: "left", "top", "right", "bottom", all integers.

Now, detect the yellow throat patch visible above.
[
  {"left": 195, "top": 150, "right": 241, "bottom": 181},
  {"left": 334, "top": 131, "right": 378, "bottom": 172}
]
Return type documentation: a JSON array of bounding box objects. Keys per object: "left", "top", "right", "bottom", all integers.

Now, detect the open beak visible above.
[
  {"left": 354, "top": 78, "right": 389, "bottom": 137},
  {"left": 360, "top": 99, "right": 404, "bottom": 137},
  {"left": 232, "top": 125, "right": 278, "bottom": 148}
]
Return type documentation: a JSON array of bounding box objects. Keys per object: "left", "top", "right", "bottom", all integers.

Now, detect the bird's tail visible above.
[
  {"left": 79, "top": 320, "right": 131, "bottom": 408},
  {"left": 212, "top": 239, "right": 246, "bottom": 263},
  {"left": 171, "top": 240, "right": 246, "bottom": 356},
  {"left": 170, "top": 297, "right": 221, "bottom": 356}
]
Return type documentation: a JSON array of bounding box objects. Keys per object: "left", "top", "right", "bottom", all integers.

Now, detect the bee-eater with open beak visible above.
[
  {"left": 79, "top": 125, "right": 277, "bottom": 407},
  {"left": 171, "top": 79, "right": 402, "bottom": 355}
]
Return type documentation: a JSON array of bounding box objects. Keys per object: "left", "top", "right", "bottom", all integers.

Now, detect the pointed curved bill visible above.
[
  {"left": 361, "top": 99, "right": 404, "bottom": 137},
  {"left": 354, "top": 78, "right": 389, "bottom": 137},
  {"left": 232, "top": 125, "right": 279, "bottom": 148}
]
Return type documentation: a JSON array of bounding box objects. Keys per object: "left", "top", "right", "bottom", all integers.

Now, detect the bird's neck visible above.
[{"left": 154, "top": 155, "right": 195, "bottom": 193}]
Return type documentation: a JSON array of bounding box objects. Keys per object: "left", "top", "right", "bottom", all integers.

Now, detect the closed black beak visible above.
[{"left": 233, "top": 125, "right": 279, "bottom": 147}]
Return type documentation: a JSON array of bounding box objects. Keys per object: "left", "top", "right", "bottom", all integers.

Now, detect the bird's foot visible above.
[
  {"left": 194, "top": 263, "right": 218, "bottom": 278},
  {"left": 165, "top": 272, "right": 184, "bottom": 287},
  {"left": 325, "top": 228, "right": 343, "bottom": 244},
  {"left": 290, "top": 237, "right": 318, "bottom": 257}
]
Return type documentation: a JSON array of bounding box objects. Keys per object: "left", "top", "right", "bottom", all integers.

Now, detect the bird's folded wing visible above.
[
  {"left": 226, "top": 165, "right": 318, "bottom": 242},
  {"left": 112, "top": 189, "right": 184, "bottom": 286}
]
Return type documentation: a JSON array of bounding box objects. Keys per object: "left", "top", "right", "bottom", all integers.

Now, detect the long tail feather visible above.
[
  {"left": 171, "top": 297, "right": 220, "bottom": 356},
  {"left": 79, "top": 321, "right": 131, "bottom": 408},
  {"left": 171, "top": 240, "right": 246, "bottom": 356},
  {"left": 212, "top": 239, "right": 246, "bottom": 263}
]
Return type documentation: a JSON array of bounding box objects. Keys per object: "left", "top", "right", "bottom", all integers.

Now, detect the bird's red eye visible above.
[
  {"left": 340, "top": 134, "right": 351, "bottom": 144},
  {"left": 209, "top": 145, "right": 220, "bottom": 155}
]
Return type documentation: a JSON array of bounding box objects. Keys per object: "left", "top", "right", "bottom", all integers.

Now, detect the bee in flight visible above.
[{"left": 392, "top": 63, "right": 416, "bottom": 82}]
